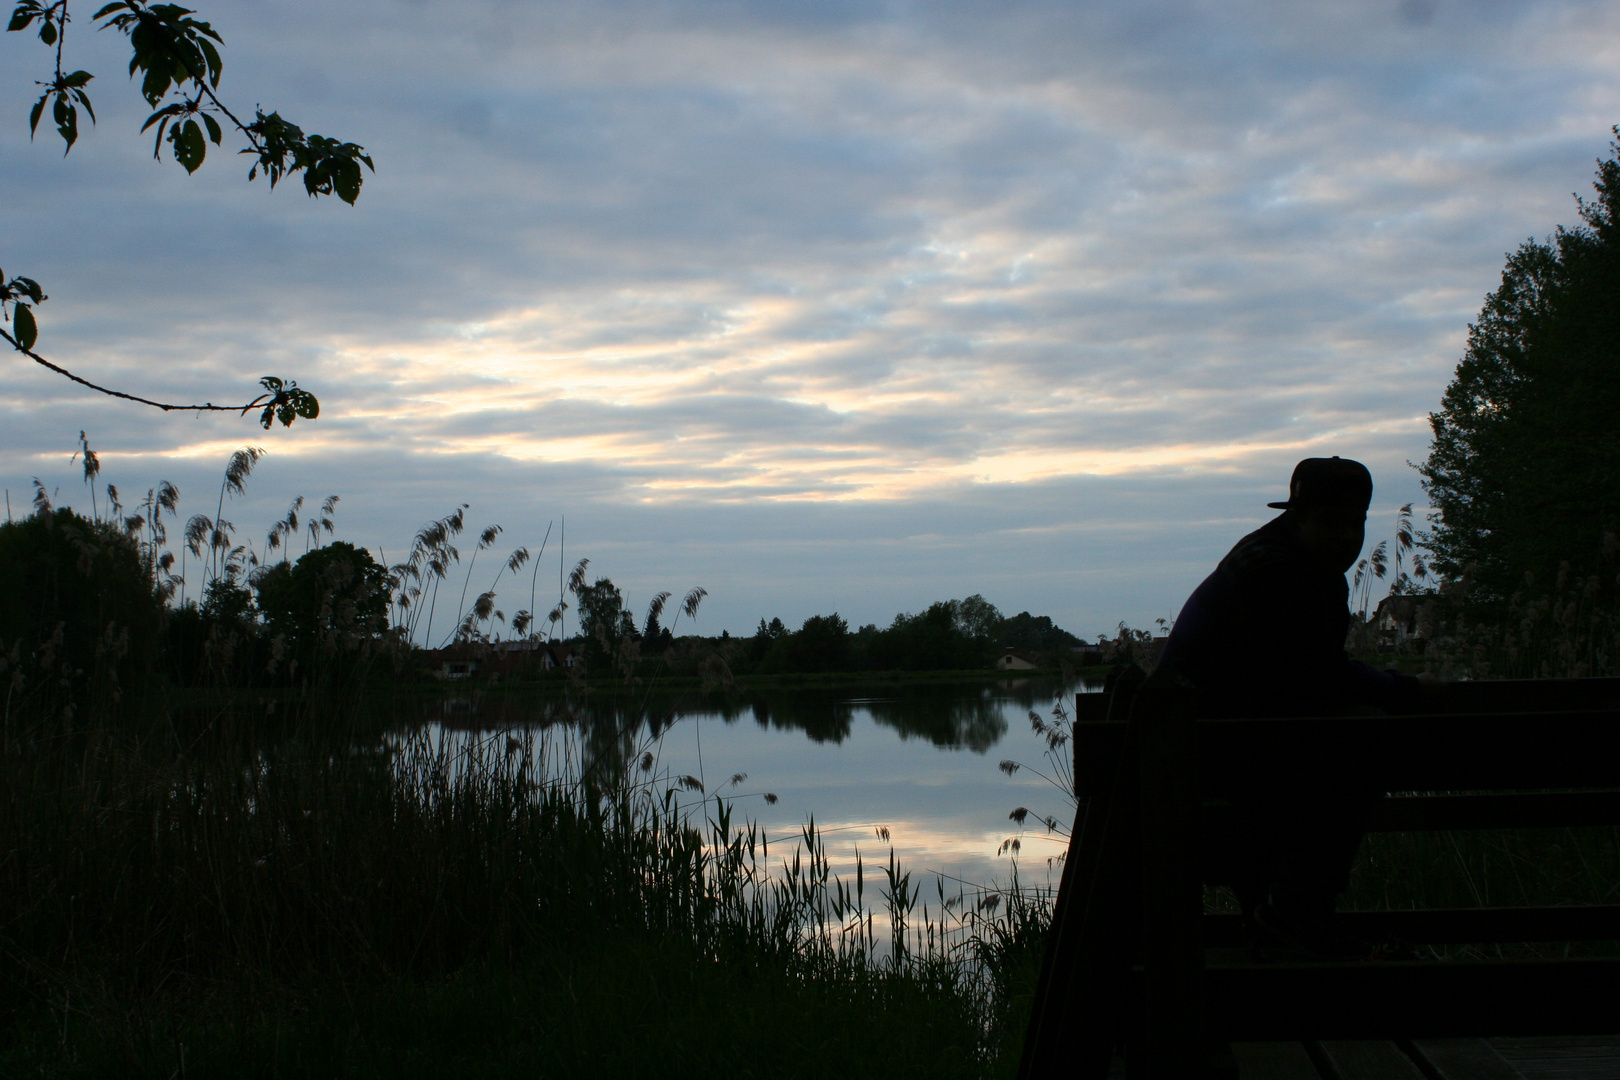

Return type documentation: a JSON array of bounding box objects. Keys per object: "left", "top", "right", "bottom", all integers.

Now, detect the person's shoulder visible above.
[{"left": 1216, "top": 516, "right": 1305, "bottom": 582}]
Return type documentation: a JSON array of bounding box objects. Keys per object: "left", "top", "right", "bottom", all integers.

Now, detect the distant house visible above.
[
  {"left": 421, "top": 645, "right": 482, "bottom": 680},
  {"left": 1374, "top": 595, "right": 1423, "bottom": 646},
  {"left": 997, "top": 650, "right": 1039, "bottom": 671},
  {"left": 488, "top": 640, "right": 582, "bottom": 674},
  {"left": 1071, "top": 643, "right": 1107, "bottom": 666},
  {"left": 533, "top": 642, "right": 581, "bottom": 671},
  {"left": 421, "top": 640, "right": 581, "bottom": 680},
  {"left": 1067, "top": 636, "right": 1169, "bottom": 669}
]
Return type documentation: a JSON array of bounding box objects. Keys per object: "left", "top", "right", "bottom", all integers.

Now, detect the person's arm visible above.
[
  {"left": 1414, "top": 670, "right": 1449, "bottom": 712},
  {"left": 1340, "top": 656, "right": 1439, "bottom": 714}
]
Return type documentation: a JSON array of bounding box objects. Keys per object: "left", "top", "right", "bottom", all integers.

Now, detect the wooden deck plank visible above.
[
  {"left": 1408, "top": 1038, "right": 1524, "bottom": 1079},
  {"left": 1490, "top": 1036, "right": 1620, "bottom": 1080},
  {"left": 1232, "top": 1042, "right": 1322, "bottom": 1079},
  {"left": 1313, "top": 1040, "right": 1426, "bottom": 1079}
]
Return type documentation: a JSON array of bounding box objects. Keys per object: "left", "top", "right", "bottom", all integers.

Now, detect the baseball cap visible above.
[{"left": 1267, "top": 456, "right": 1373, "bottom": 511}]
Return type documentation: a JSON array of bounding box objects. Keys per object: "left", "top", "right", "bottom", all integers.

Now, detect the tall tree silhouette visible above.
[{"left": 1420, "top": 129, "right": 1620, "bottom": 601}]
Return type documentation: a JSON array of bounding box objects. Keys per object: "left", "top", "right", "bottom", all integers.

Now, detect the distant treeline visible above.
[
  {"left": 0, "top": 487, "right": 1089, "bottom": 696},
  {"left": 570, "top": 581, "right": 1085, "bottom": 676},
  {"left": 740, "top": 598, "right": 1082, "bottom": 675}
]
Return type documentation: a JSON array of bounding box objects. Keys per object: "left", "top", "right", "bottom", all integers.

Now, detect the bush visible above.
[
  {"left": 254, "top": 541, "right": 389, "bottom": 644},
  {"left": 0, "top": 508, "right": 163, "bottom": 702}
]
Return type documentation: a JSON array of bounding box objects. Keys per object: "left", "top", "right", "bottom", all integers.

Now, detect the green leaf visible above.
[
  {"left": 171, "top": 118, "right": 206, "bottom": 173},
  {"left": 201, "top": 112, "right": 221, "bottom": 145},
  {"left": 70, "top": 89, "right": 95, "bottom": 125},
  {"left": 62, "top": 70, "right": 93, "bottom": 88},
  {"left": 140, "top": 62, "right": 170, "bottom": 106},
  {"left": 334, "top": 161, "right": 360, "bottom": 205},
  {"left": 199, "top": 37, "right": 222, "bottom": 86},
  {"left": 38, "top": 16, "right": 54, "bottom": 44},
  {"left": 252, "top": 379, "right": 319, "bottom": 428},
  {"left": 53, "top": 94, "right": 78, "bottom": 153},
  {"left": 28, "top": 94, "right": 44, "bottom": 136},
  {"left": 8, "top": 10, "right": 34, "bottom": 33},
  {"left": 93, "top": 2, "right": 129, "bottom": 19},
  {"left": 142, "top": 103, "right": 183, "bottom": 132},
  {"left": 14, "top": 303, "right": 37, "bottom": 351}
]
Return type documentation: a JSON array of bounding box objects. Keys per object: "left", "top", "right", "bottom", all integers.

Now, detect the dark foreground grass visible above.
[
  {"left": 14, "top": 654, "right": 1614, "bottom": 1077},
  {"left": 7, "top": 939, "right": 1001, "bottom": 1080},
  {"left": 1, "top": 673, "right": 1044, "bottom": 1080}
]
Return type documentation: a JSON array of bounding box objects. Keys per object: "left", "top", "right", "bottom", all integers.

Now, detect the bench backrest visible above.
[{"left": 1020, "top": 675, "right": 1620, "bottom": 1078}]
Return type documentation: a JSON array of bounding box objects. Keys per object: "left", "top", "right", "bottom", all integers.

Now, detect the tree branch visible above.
[{"left": 2, "top": 325, "right": 309, "bottom": 425}]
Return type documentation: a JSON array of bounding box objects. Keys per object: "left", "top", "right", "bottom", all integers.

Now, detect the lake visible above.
[{"left": 414, "top": 675, "right": 1094, "bottom": 901}]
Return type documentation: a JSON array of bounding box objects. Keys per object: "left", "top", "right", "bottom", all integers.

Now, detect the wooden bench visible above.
[{"left": 1016, "top": 674, "right": 1620, "bottom": 1079}]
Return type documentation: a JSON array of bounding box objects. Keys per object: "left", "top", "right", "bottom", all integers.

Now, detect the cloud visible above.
[{"left": 2, "top": 0, "right": 1617, "bottom": 632}]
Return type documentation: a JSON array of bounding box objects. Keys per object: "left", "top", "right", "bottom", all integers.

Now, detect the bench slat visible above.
[
  {"left": 1366, "top": 792, "right": 1620, "bottom": 831},
  {"left": 1074, "top": 711, "right": 1620, "bottom": 793},
  {"left": 1200, "top": 791, "right": 1620, "bottom": 833},
  {"left": 1444, "top": 678, "right": 1620, "bottom": 715},
  {"left": 1201, "top": 711, "right": 1620, "bottom": 790},
  {"left": 1196, "top": 958, "right": 1620, "bottom": 1040},
  {"left": 1074, "top": 678, "right": 1620, "bottom": 724},
  {"left": 1203, "top": 906, "right": 1620, "bottom": 946}
]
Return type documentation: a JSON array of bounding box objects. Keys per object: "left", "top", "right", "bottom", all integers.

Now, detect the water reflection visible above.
[
  {"left": 412, "top": 677, "right": 1089, "bottom": 833},
  {"left": 408, "top": 676, "right": 1096, "bottom": 899},
  {"left": 424, "top": 676, "right": 1076, "bottom": 755}
]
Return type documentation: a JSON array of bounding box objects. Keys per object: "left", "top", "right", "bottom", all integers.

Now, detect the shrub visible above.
[
  {"left": 254, "top": 541, "right": 389, "bottom": 644},
  {"left": 0, "top": 507, "right": 162, "bottom": 701}
]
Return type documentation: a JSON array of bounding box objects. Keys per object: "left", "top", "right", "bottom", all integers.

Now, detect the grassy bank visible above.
[
  {"left": 0, "top": 682, "right": 1047, "bottom": 1079},
  {"left": 10, "top": 941, "right": 996, "bottom": 1079}
]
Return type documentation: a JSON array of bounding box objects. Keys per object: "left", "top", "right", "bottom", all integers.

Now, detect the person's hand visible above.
[{"left": 1416, "top": 671, "right": 1449, "bottom": 712}]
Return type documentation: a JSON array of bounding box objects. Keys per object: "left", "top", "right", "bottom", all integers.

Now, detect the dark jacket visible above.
[{"left": 1159, "top": 513, "right": 1419, "bottom": 719}]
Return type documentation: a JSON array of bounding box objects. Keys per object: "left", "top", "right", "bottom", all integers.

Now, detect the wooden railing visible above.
[{"left": 1017, "top": 674, "right": 1620, "bottom": 1079}]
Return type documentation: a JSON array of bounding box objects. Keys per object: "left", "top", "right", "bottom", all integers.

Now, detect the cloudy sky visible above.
[{"left": 3, "top": 0, "right": 1618, "bottom": 640}]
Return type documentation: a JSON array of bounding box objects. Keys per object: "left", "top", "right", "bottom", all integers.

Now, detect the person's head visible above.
[{"left": 1268, "top": 457, "right": 1373, "bottom": 573}]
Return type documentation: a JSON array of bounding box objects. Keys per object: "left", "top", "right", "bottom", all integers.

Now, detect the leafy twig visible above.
[{"left": 0, "top": 323, "right": 318, "bottom": 428}]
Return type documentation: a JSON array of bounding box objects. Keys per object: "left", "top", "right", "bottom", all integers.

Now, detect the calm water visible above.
[{"left": 418, "top": 676, "right": 1095, "bottom": 894}]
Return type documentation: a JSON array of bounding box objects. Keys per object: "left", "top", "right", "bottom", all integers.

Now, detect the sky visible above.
[{"left": 3, "top": 0, "right": 1619, "bottom": 641}]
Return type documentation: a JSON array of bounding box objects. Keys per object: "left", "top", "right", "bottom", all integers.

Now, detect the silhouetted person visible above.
[{"left": 1158, "top": 456, "right": 1434, "bottom": 959}]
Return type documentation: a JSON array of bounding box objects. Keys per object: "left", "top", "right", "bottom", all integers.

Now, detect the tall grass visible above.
[
  {"left": 1419, "top": 546, "right": 1620, "bottom": 680},
  {"left": 1, "top": 677, "right": 1051, "bottom": 1078}
]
